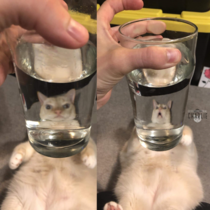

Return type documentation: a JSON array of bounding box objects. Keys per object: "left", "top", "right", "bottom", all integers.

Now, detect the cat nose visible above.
[{"left": 55, "top": 110, "right": 62, "bottom": 115}]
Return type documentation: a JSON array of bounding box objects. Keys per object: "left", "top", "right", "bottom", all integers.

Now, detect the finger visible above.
[
  {"left": 97, "top": 90, "right": 112, "bottom": 110},
  {"left": 111, "top": 21, "right": 165, "bottom": 45},
  {"left": 112, "top": 21, "right": 166, "bottom": 44},
  {"left": 7, "top": 27, "right": 53, "bottom": 46},
  {"left": 119, "top": 20, "right": 166, "bottom": 38},
  {"left": 117, "top": 35, "right": 163, "bottom": 49},
  {"left": 59, "top": 0, "right": 68, "bottom": 11},
  {"left": 20, "top": 32, "right": 53, "bottom": 45},
  {"left": 112, "top": 46, "right": 182, "bottom": 76},
  {"left": 136, "top": 35, "right": 163, "bottom": 41},
  {"left": 110, "top": 26, "right": 120, "bottom": 38},
  {"left": 0, "top": 60, "right": 13, "bottom": 86},
  {"left": 0, "top": 65, "right": 7, "bottom": 86},
  {"left": 98, "top": 0, "right": 144, "bottom": 28},
  {"left": 0, "top": 0, "right": 89, "bottom": 49},
  {"left": 111, "top": 26, "right": 163, "bottom": 46},
  {"left": 0, "top": 31, "right": 14, "bottom": 86}
]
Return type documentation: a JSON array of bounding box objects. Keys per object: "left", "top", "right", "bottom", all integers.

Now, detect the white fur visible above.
[
  {"left": 108, "top": 126, "right": 203, "bottom": 210},
  {"left": 180, "top": 125, "right": 193, "bottom": 146},
  {"left": 37, "top": 89, "right": 80, "bottom": 129},
  {"left": 1, "top": 138, "right": 97, "bottom": 210}
]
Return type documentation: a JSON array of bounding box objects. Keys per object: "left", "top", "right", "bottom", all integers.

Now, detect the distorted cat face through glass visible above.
[{"left": 37, "top": 89, "right": 76, "bottom": 122}]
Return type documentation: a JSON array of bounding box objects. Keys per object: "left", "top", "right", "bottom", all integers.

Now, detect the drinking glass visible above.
[
  {"left": 119, "top": 18, "right": 198, "bottom": 151},
  {"left": 6, "top": 0, "right": 96, "bottom": 158}
]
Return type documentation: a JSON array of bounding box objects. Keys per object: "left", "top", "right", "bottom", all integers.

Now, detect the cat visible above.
[
  {"left": 1, "top": 139, "right": 97, "bottom": 210},
  {"left": 143, "top": 99, "right": 173, "bottom": 130},
  {"left": 37, "top": 89, "right": 80, "bottom": 129},
  {"left": 104, "top": 125, "right": 203, "bottom": 210},
  {"left": 1, "top": 89, "right": 97, "bottom": 210}
]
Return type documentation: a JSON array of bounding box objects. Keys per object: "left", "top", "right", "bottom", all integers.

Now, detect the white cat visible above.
[
  {"left": 104, "top": 125, "right": 203, "bottom": 210},
  {"left": 143, "top": 99, "right": 173, "bottom": 130},
  {"left": 37, "top": 89, "right": 80, "bottom": 129},
  {"left": 1, "top": 139, "right": 96, "bottom": 210},
  {"left": 1, "top": 89, "right": 97, "bottom": 210}
]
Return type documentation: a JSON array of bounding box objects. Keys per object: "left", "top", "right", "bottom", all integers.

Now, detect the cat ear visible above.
[
  {"left": 66, "top": 89, "right": 76, "bottom": 103},
  {"left": 167, "top": 100, "right": 172, "bottom": 109},
  {"left": 37, "top": 92, "right": 47, "bottom": 105},
  {"left": 153, "top": 99, "right": 158, "bottom": 109}
]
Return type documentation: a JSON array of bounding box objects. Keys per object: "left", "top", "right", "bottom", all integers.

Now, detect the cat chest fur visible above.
[{"left": 10, "top": 154, "right": 87, "bottom": 209}]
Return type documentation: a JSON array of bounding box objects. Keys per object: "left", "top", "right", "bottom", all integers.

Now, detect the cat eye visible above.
[
  {"left": 63, "top": 104, "right": 70, "bottom": 109},
  {"left": 156, "top": 106, "right": 159, "bottom": 109},
  {"left": 45, "top": 104, "right": 52, "bottom": 110},
  {"left": 162, "top": 106, "right": 166, "bottom": 109}
]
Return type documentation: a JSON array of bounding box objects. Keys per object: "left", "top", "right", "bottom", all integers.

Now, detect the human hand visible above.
[
  {"left": 0, "top": 0, "right": 89, "bottom": 86},
  {"left": 97, "top": 0, "right": 182, "bottom": 109}
]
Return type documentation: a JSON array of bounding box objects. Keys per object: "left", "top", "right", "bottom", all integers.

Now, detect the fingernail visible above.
[
  {"left": 67, "top": 19, "right": 86, "bottom": 42},
  {"left": 167, "top": 49, "right": 181, "bottom": 63}
]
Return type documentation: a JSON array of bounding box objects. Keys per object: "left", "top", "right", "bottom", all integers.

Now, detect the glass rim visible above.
[{"left": 118, "top": 17, "right": 198, "bottom": 45}]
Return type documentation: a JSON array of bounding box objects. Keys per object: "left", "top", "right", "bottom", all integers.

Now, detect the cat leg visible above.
[
  {"left": 180, "top": 125, "right": 193, "bottom": 146},
  {"left": 1, "top": 195, "right": 23, "bottom": 210},
  {"left": 80, "top": 137, "right": 97, "bottom": 169},
  {"left": 121, "top": 128, "right": 140, "bottom": 154},
  {"left": 104, "top": 202, "right": 123, "bottom": 210},
  {"left": 9, "top": 141, "right": 34, "bottom": 170}
]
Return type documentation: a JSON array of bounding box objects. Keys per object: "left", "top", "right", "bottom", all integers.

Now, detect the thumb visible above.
[
  {"left": 115, "top": 46, "right": 182, "bottom": 76},
  {"left": 0, "top": 0, "right": 89, "bottom": 49}
]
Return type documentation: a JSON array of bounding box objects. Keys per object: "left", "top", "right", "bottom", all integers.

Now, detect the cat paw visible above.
[
  {"left": 104, "top": 202, "right": 123, "bottom": 210},
  {"left": 82, "top": 154, "right": 97, "bottom": 169},
  {"left": 9, "top": 153, "right": 23, "bottom": 170},
  {"left": 180, "top": 134, "right": 192, "bottom": 146}
]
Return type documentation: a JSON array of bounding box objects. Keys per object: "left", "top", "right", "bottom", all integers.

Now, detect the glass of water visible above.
[
  {"left": 7, "top": 1, "right": 96, "bottom": 158},
  {"left": 119, "top": 18, "right": 198, "bottom": 151}
]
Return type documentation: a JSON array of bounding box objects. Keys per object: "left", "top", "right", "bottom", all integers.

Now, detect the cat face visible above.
[
  {"left": 151, "top": 99, "right": 172, "bottom": 124},
  {"left": 37, "top": 89, "right": 76, "bottom": 122}
]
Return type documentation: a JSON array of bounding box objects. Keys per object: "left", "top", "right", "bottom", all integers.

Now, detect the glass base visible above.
[
  {"left": 137, "top": 126, "right": 184, "bottom": 151},
  {"left": 139, "top": 135, "right": 181, "bottom": 151},
  {"left": 28, "top": 128, "right": 89, "bottom": 158}
]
